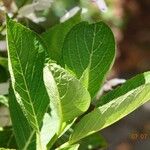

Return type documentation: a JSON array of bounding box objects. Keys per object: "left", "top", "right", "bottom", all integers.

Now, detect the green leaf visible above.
[
  {"left": 96, "top": 72, "right": 150, "bottom": 106},
  {"left": 63, "top": 22, "right": 115, "bottom": 98},
  {"left": 43, "top": 63, "right": 90, "bottom": 145},
  {"left": 15, "top": 0, "right": 31, "bottom": 8},
  {"left": 0, "top": 148, "right": 15, "bottom": 150},
  {"left": 42, "top": 63, "right": 90, "bottom": 148},
  {"left": 0, "top": 66, "right": 8, "bottom": 83},
  {"left": 41, "top": 11, "right": 81, "bottom": 65},
  {"left": 69, "top": 72, "right": 150, "bottom": 144},
  {"left": 0, "top": 127, "right": 17, "bottom": 149},
  {"left": 79, "top": 133, "right": 107, "bottom": 150},
  {"left": 9, "top": 88, "right": 36, "bottom": 150},
  {"left": 0, "top": 56, "right": 8, "bottom": 83},
  {"left": 15, "top": 0, "right": 25, "bottom": 8},
  {"left": 40, "top": 112, "right": 66, "bottom": 150},
  {"left": 59, "top": 144, "right": 79, "bottom": 150},
  {"left": 44, "top": 63, "right": 90, "bottom": 122},
  {"left": 56, "top": 143, "right": 79, "bottom": 150},
  {"left": 6, "top": 18, "right": 49, "bottom": 133},
  {"left": 52, "top": 127, "right": 74, "bottom": 149},
  {"left": 0, "top": 57, "right": 8, "bottom": 69}
]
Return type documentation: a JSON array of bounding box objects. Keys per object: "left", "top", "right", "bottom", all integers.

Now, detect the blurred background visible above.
[{"left": 0, "top": 0, "right": 150, "bottom": 149}]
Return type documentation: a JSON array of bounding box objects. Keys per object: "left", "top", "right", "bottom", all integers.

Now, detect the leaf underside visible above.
[{"left": 43, "top": 63, "right": 91, "bottom": 135}]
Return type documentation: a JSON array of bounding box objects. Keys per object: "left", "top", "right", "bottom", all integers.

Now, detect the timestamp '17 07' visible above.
[{"left": 130, "top": 132, "right": 149, "bottom": 140}]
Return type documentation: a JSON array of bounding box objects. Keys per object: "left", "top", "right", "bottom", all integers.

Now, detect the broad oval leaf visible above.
[
  {"left": 69, "top": 72, "right": 150, "bottom": 144},
  {"left": 63, "top": 22, "right": 115, "bottom": 98},
  {"left": 44, "top": 63, "right": 91, "bottom": 123},
  {"left": 6, "top": 17, "right": 49, "bottom": 132},
  {"left": 41, "top": 11, "right": 81, "bottom": 65}
]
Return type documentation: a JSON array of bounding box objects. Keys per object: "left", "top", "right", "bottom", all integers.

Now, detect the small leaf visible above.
[
  {"left": 41, "top": 11, "right": 81, "bottom": 65},
  {"left": 69, "top": 72, "right": 150, "bottom": 144},
  {"left": 6, "top": 17, "right": 49, "bottom": 132},
  {"left": 63, "top": 22, "right": 115, "bottom": 98}
]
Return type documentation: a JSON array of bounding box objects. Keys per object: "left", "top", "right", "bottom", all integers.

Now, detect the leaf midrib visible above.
[
  {"left": 22, "top": 130, "right": 35, "bottom": 150},
  {"left": 8, "top": 30, "right": 40, "bottom": 133}
]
